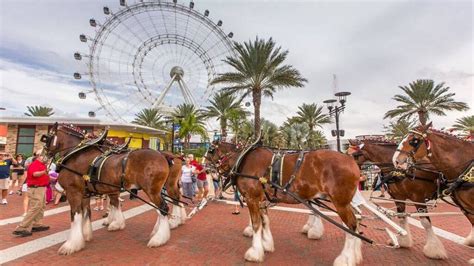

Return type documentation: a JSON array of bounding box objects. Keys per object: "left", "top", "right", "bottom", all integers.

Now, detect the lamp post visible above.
[
  {"left": 323, "top": 91, "right": 351, "bottom": 152},
  {"left": 165, "top": 115, "right": 183, "bottom": 153}
]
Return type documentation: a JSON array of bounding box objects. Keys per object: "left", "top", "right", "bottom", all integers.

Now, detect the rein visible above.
[{"left": 229, "top": 170, "right": 374, "bottom": 244}]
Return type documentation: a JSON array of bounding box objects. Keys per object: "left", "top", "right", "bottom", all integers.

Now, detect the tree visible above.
[
  {"left": 292, "top": 103, "right": 330, "bottom": 148},
  {"left": 211, "top": 37, "right": 307, "bottom": 138},
  {"left": 383, "top": 118, "right": 417, "bottom": 141},
  {"left": 452, "top": 115, "right": 474, "bottom": 138},
  {"left": 228, "top": 109, "right": 250, "bottom": 143},
  {"left": 24, "top": 106, "right": 54, "bottom": 117},
  {"left": 131, "top": 108, "right": 165, "bottom": 129},
  {"left": 384, "top": 79, "right": 469, "bottom": 125},
  {"left": 261, "top": 119, "right": 279, "bottom": 146},
  {"left": 202, "top": 91, "right": 248, "bottom": 138},
  {"left": 172, "top": 103, "right": 207, "bottom": 149}
]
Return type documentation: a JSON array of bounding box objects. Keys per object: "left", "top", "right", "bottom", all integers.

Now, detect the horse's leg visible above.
[
  {"left": 261, "top": 208, "right": 275, "bottom": 252},
  {"left": 58, "top": 191, "right": 86, "bottom": 255},
  {"left": 464, "top": 214, "right": 474, "bottom": 247},
  {"left": 393, "top": 202, "right": 413, "bottom": 248},
  {"left": 243, "top": 216, "right": 253, "bottom": 237},
  {"left": 147, "top": 189, "right": 170, "bottom": 247},
  {"left": 333, "top": 203, "right": 362, "bottom": 266},
  {"left": 107, "top": 194, "right": 125, "bottom": 231},
  {"left": 167, "top": 181, "right": 185, "bottom": 229},
  {"left": 417, "top": 204, "right": 447, "bottom": 259},
  {"left": 302, "top": 214, "right": 314, "bottom": 234},
  {"left": 307, "top": 204, "right": 324, "bottom": 240},
  {"left": 244, "top": 198, "right": 265, "bottom": 262},
  {"left": 81, "top": 197, "right": 93, "bottom": 241}
]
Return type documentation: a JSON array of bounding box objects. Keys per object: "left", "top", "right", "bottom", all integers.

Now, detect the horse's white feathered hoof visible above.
[
  {"left": 58, "top": 240, "right": 85, "bottom": 255},
  {"left": 333, "top": 253, "right": 355, "bottom": 266},
  {"left": 244, "top": 247, "right": 264, "bottom": 262},
  {"left": 243, "top": 225, "right": 253, "bottom": 237},
  {"left": 308, "top": 227, "right": 324, "bottom": 240},
  {"left": 263, "top": 240, "right": 275, "bottom": 253},
  {"left": 301, "top": 223, "right": 310, "bottom": 234},
  {"left": 108, "top": 220, "right": 125, "bottom": 231},
  {"left": 423, "top": 240, "right": 448, "bottom": 259},
  {"left": 168, "top": 218, "right": 179, "bottom": 229},
  {"left": 397, "top": 234, "right": 413, "bottom": 248}
]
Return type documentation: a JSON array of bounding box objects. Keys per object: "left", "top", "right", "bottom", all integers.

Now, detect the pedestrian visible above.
[
  {"left": 10, "top": 154, "right": 25, "bottom": 195},
  {"left": 211, "top": 170, "right": 222, "bottom": 200},
  {"left": 0, "top": 152, "right": 17, "bottom": 205},
  {"left": 181, "top": 157, "right": 196, "bottom": 203},
  {"left": 195, "top": 162, "right": 209, "bottom": 201},
  {"left": 12, "top": 153, "right": 50, "bottom": 237},
  {"left": 232, "top": 189, "right": 241, "bottom": 215},
  {"left": 94, "top": 195, "right": 105, "bottom": 211},
  {"left": 188, "top": 154, "right": 199, "bottom": 197}
]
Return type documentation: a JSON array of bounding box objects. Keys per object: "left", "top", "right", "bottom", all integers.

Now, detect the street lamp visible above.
[
  {"left": 165, "top": 115, "right": 184, "bottom": 153},
  {"left": 324, "top": 91, "right": 351, "bottom": 152}
]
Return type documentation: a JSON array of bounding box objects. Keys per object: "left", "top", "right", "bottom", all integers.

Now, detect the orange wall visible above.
[{"left": 0, "top": 125, "right": 6, "bottom": 137}]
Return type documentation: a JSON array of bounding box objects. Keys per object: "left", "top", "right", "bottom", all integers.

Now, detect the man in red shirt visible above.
[
  {"left": 188, "top": 154, "right": 208, "bottom": 201},
  {"left": 13, "top": 153, "right": 50, "bottom": 237}
]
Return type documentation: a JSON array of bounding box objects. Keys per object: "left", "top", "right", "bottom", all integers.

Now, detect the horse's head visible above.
[
  {"left": 205, "top": 140, "right": 241, "bottom": 175},
  {"left": 393, "top": 122, "right": 432, "bottom": 170},
  {"left": 347, "top": 139, "right": 367, "bottom": 165},
  {"left": 41, "top": 123, "right": 85, "bottom": 158}
]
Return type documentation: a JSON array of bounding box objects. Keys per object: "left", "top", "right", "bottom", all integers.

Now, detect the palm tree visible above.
[
  {"left": 172, "top": 103, "right": 207, "bottom": 148},
  {"left": 383, "top": 118, "right": 417, "bottom": 141},
  {"left": 452, "top": 115, "right": 474, "bottom": 138},
  {"left": 384, "top": 79, "right": 469, "bottom": 125},
  {"left": 211, "top": 37, "right": 307, "bottom": 138},
  {"left": 307, "top": 130, "right": 327, "bottom": 148},
  {"left": 24, "top": 106, "right": 54, "bottom": 117},
  {"left": 132, "top": 108, "right": 165, "bottom": 129},
  {"left": 261, "top": 119, "right": 279, "bottom": 146},
  {"left": 293, "top": 103, "right": 330, "bottom": 148},
  {"left": 228, "top": 109, "right": 250, "bottom": 143},
  {"left": 202, "top": 91, "right": 247, "bottom": 138}
]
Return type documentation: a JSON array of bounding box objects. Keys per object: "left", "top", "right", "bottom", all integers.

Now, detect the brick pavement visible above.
[{"left": 1, "top": 192, "right": 472, "bottom": 265}]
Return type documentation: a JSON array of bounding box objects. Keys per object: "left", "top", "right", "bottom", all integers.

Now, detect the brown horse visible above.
[
  {"left": 42, "top": 124, "right": 171, "bottom": 255},
  {"left": 347, "top": 139, "right": 448, "bottom": 259},
  {"left": 207, "top": 141, "right": 363, "bottom": 265},
  {"left": 393, "top": 122, "right": 474, "bottom": 247}
]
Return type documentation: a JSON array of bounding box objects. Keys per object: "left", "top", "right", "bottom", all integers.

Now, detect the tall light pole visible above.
[
  {"left": 165, "top": 115, "right": 183, "bottom": 153},
  {"left": 323, "top": 92, "right": 351, "bottom": 152}
]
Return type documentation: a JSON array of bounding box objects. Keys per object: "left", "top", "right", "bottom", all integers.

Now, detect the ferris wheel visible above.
[{"left": 74, "top": 0, "right": 235, "bottom": 122}]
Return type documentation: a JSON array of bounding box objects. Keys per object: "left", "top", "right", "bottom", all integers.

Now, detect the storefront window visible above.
[{"left": 17, "top": 125, "right": 35, "bottom": 157}]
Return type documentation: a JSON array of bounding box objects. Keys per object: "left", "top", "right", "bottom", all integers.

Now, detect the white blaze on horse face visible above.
[
  {"left": 393, "top": 136, "right": 408, "bottom": 169},
  {"left": 52, "top": 136, "right": 57, "bottom": 146}
]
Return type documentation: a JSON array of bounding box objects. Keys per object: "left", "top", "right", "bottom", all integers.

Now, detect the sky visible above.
[{"left": 0, "top": 0, "right": 472, "bottom": 139}]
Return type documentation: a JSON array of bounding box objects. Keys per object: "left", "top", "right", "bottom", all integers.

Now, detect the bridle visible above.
[
  {"left": 396, "top": 130, "right": 432, "bottom": 160},
  {"left": 205, "top": 142, "right": 240, "bottom": 177}
]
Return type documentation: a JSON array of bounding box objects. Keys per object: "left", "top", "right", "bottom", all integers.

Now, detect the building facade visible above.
[{"left": 0, "top": 117, "right": 168, "bottom": 156}]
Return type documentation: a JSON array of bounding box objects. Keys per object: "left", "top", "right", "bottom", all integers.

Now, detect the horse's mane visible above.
[
  {"left": 428, "top": 128, "right": 472, "bottom": 143},
  {"left": 350, "top": 137, "right": 397, "bottom": 146},
  {"left": 60, "top": 124, "right": 86, "bottom": 137}
]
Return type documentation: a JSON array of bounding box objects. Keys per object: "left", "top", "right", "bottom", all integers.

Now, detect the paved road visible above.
[{"left": 0, "top": 191, "right": 472, "bottom": 265}]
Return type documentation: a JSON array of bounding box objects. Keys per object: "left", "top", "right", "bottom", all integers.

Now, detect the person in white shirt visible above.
[{"left": 181, "top": 157, "right": 196, "bottom": 202}]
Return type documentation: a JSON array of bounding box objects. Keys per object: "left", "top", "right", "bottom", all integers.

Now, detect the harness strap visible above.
[
  {"left": 232, "top": 171, "right": 373, "bottom": 244},
  {"left": 284, "top": 151, "right": 306, "bottom": 192}
]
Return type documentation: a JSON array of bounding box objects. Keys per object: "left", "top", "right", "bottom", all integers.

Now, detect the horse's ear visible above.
[
  {"left": 425, "top": 122, "right": 433, "bottom": 130},
  {"left": 53, "top": 122, "right": 58, "bottom": 131}
]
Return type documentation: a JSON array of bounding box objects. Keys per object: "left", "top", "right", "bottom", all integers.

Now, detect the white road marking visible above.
[
  {"left": 0, "top": 204, "right": 154, "bottom": 264},
  {"left": 0, "top": 192, "right": 128, "bottom": 226},
  {"left": 218, "top": 199, "right": 472, "bottom": 248}
]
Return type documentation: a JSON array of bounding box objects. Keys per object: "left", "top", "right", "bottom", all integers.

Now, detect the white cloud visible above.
[{"left": 1, "top": 0, "right": 472, "bottom": 139}]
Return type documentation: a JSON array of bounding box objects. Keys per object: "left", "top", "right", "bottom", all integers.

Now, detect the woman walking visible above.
[{"left": 181, "top": 157, "right": 196, "bottom": 203}]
